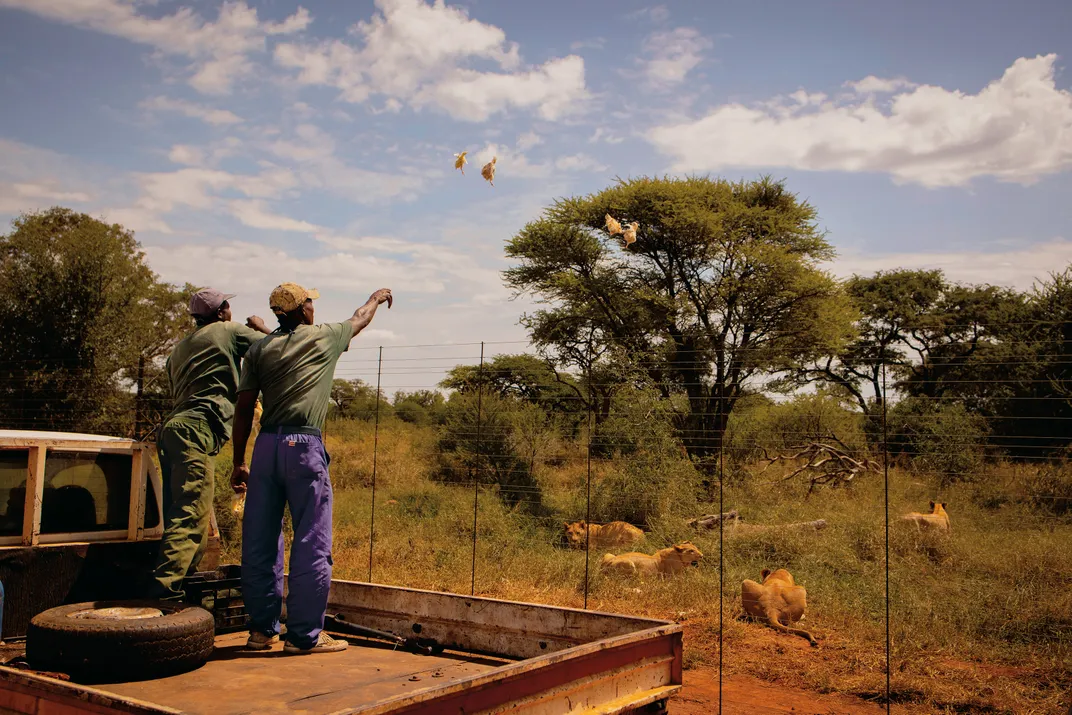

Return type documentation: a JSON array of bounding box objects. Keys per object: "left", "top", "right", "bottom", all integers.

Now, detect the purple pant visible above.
[{"left": 241, "top": 429, "right": 333, "bottom": 649}]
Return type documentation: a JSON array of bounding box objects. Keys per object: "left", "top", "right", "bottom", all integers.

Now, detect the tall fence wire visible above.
[{"left": 1, "top": 329, "right": 1070, "bottom": 714}]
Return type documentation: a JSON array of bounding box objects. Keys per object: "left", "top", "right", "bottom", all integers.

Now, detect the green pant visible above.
[{"left": 147, "top": 419, "right": 220, "bottom": 601}]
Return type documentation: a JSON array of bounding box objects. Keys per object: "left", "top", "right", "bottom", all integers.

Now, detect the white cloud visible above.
[
  {"left": 0, "top": 140, "right": 103, "bottom": 216},
  {"left": 101, "top": 206, "right": 174, "bottom": 235},
  {"left": 141, "top": 96, "right": 243, "bottom": 125},
  {"left": 145, "top": 240, "right": 448, "bottom": 298},
  {"left": 517, "top": 132, "right": 543, "bottom": 150},
  {"left": 266, "top": 124, "right": 425, "bottom": 201},
  {"left": 0, "top": 0, "right": 311, "bottom": 94},
  {"left": 554, "top": 154, "right": 607, "bottom": 172},
  {"left": 11, "top": 183, "right": 91, "bottom": 203},
  {"left": 830, "top": 238, "right": 1072, "bottom": 290},
  {"left": 473, "top": 143, "right": 550, "bottom": 179},
  {"left": 589, "top": 127, "right": 625, "bottom": 144},
  {"left": 844, "top": 75, "right": 917, "bottom": 94},
  {"left": 168, "top": 145, "right": 205, "bottom": 166},
  {"left": 470, "top": 142, "right": 607, "bottom": 179},
  {"left": 640, "top": 27, "right": 712, "bottom": 86},
  {"left": 229, "top": 199, "right": 319, "bottom": 233},
  {"left": 273, "top": 0, "right": 588, "bottom": 121},
  {"left": 647, "top": 54, "right": 1072, "bottom": 188}
]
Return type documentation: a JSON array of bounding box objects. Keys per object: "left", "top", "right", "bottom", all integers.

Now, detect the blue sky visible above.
[{"left": 1, "top": 0, "right": 1071, "bottom": 390}]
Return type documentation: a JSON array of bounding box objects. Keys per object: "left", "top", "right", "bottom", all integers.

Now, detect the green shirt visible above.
[
  {"left": 238, "top": 322, "right": 354, "bottom": 431},
  {"left": 165, "top": 321, "right": 264, "bottom": 441}
]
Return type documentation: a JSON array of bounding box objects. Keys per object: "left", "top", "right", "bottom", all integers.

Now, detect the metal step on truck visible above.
[{"left": 0, "top": 429, "right": 682, "bottom": 715}]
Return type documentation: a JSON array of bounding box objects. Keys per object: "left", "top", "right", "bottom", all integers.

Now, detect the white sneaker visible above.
[
  {"left": 246, "top": 631, "right": 280, "bottom": 650},
  {"left": 284, "top": 631, "right": 348, "bottom": 655}
]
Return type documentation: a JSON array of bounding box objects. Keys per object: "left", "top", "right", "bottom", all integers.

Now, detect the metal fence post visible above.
[
  {"left": 471, "top": 342, "right": 485, "bottom": 596},
  {"left": 368, "top": 346, "right": 383, "bottom": 583},
  {"left": 882, "top": 359, "right": 891, "bottom": 714},
  {"left": 583, "top": 364, "right": 594, "bottom": 610},
  {"left": 718, "top": 409, "right": 724, "bottom": 715}
]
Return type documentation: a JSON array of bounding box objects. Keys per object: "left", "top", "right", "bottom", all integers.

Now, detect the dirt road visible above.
[{"left": 673, "top": 669, "right": 896, "bottom": 714}]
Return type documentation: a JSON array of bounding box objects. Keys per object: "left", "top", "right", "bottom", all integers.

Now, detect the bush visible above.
[
  {"left": 725, "top": 390, "right": 868, "bottom": 466},
  {"left": 436, "top": 392, "right": 546, "bottom": 514},
  {"left": 588, "top": 387, "right": 700, "bottom": 526},
  {"left": 887, "top": 398, "right": 990, "bottom": 484},
  {"left": 1022, "top": 461, "right": 1072, "bottom": 517}
]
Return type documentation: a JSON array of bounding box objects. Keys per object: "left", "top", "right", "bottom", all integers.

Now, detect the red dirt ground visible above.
[{"left": 672, "top": 668, "right": 898, "bottom": 714}]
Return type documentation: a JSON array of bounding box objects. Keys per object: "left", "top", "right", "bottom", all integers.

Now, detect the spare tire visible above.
[{"left": 28, "top": 600, "right": 215, "bottom": 682}]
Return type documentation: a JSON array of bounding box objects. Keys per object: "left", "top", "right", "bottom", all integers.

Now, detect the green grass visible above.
[{"left": 210, "top": 419, "right": 1072, "bottom": 714}]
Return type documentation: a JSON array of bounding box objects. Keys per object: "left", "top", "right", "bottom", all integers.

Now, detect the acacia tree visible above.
[
  {"left": 788, "top": 269, "right": 1024, "bottom": 415},
  {"left": 504, "top": 176, "right": 853, "bottom": 466}
]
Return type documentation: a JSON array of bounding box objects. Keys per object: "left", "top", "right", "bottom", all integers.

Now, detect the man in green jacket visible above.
[{"left": 146, "top": 288, "right": 272, "bottom": 601}]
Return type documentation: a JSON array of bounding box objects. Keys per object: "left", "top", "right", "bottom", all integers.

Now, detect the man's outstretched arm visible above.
[
  {"left": 246, "top": 315, "right": 274, "bottom": 335},
  {"left": 230, "top": 390, "right": 258, "bottom": 493},
  {"left": 348, "top": 288, "right": 393, "bottom": 338}
]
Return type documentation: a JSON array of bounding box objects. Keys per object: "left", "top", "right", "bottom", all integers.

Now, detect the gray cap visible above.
[{"left": 189, "top": 288, "right": 237, "bottom": 317}]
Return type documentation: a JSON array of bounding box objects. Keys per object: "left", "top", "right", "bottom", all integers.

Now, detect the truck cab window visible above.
[
  {"left": 40, "top": 452, "right": 132, "bottom": 534},
  {"left": 0, "top": 450, "right": 29, "bottom": 537}
]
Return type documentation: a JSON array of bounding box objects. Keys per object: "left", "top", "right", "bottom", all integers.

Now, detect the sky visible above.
[{"left": 1, "top": 0, "right": 1072, "bottom": 392}]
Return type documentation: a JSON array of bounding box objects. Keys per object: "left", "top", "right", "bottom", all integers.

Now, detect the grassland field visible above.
[{"left": 207, "top": 418, "right": 1072, "bottom": 715}]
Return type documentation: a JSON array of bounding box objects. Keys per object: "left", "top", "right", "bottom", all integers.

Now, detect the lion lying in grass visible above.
[
  {"left": 564, "top": 520, "right": 645, "bottom": 550},
  {"left": 901, "top": 501, "right": 951, "bottom": 531},
  {"left": 599, "top": 542, "right": 704, "bottom": 577},
  {"left": 741, "top": 568, "right": 818, "bottom": 647}
]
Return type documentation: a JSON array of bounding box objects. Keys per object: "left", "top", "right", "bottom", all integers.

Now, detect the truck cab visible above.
[{"left": 0, "top": 429, "right": 220, "bottom": 640}]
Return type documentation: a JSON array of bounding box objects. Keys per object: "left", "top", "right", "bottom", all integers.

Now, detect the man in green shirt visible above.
[
  {"left": 146, "top": 288, "right": 272, "bottom": 601},
  {"left": 230, "top": 282, "right": 391, "bottom": 654}
]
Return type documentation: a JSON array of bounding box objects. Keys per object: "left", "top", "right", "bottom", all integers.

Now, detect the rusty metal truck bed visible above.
[{"left": 0, "top": 580, "right": 683, "bottom": 714}]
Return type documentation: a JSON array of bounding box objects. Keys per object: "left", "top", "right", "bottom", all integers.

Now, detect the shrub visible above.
[
  {"left": 887, "top": 398, "right": 990, "bottom": 485},
  {"left": 436, "top": 392, "right": 546, "bottom": 514},
  {"left": 588, "top": 387, "right": 700, "bottom": 526},
  {"left": 1022, "top": 461, "right": 1072, "bottom": 517},
  {"left": 725, "top": 390, "right": 868, "bottom": 466}
]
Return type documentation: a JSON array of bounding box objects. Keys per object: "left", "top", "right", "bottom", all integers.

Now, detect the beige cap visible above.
[{"left": 269, "top": 282, "right": 320, "bottom": 315}]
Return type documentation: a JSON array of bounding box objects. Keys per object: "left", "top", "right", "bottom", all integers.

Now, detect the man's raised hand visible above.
[
  {"left": 371, "top": 288, "right": 393, "bottom": 309},
  {"left": 246, "top": 315, "right": 270, "bottom": 334}
]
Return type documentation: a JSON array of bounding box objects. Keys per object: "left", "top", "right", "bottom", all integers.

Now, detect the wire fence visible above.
[{"left": 1, "top": 337, "right": 1070, "bottom": 712}]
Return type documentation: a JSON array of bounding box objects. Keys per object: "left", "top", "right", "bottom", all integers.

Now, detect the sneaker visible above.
[
  {"left": 284, "top": 631, "right": 348, "bottom": 655},
  {"left": 246, "top": 631, "right": 280, "bottom": 650}
]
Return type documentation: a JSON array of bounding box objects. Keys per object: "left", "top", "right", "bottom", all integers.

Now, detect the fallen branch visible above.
[
  {"left": 758, "top": 438, "right": 880, "bottom": 497},
  {"left": 728, "top": 519, "right": 828, "bottom": 535},
  {"left": 687, "top": 510, "right": 740, "bottom": 529}
]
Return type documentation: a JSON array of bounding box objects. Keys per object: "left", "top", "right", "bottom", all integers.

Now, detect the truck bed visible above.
[
  {"left": 105, "top": 632, "right": 505, "bottom": 714},
  {"left": 0, "top": 580, "right": 683, "bottom": 715}
]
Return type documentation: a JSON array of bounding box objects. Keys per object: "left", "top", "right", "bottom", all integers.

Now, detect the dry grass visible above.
[{"left": 213, "top": 419, "right": 1072, "bottom": 715}]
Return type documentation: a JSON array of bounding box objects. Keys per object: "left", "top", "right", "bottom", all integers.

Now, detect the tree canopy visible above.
[
  {"left": 503, "top": 175, "right": 854, "bottom": 464},
  {"left": 0, "top": 208, "right": 190, "bottom": 435}
]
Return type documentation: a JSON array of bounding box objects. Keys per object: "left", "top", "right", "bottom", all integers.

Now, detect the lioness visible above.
[
  {"left": 741, "top": 568, "right": 818, "bottom": 647},
  {"left": 599, "top": 542, "right": 704, "bottom": 577},
  {"left": 901, "top": 501, "right": 950, "bottom": 531},
  {"left": 564, "top": 520, "right": 645, "bottom": 550}
]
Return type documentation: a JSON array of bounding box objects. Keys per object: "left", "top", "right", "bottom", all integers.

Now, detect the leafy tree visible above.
[
  {"left": 788, "top": 269, "right": 1021, "bottom": 407},
  {"left": 128, "top": 281, "right": 199, "bottom": 439},
  {"left": 392, "top": 389, "right": 446, "bottom": 425},
  {"left": 886, "top": 397, "right": 991, "bottom": 485},
  {"left": 329, "top": 378, "right": 391, "bottom": 421},
  {"left": 503, "top": 176, "right": 853, "bottom": 466},
  {"left": 0, "top": 208, "right": 176, "bottom": 434},
  {"left": 786, "top": 269, "right": 944, "bottom": 415},
  {"left": 435, "top": 392, "right": 545, "bottom": 514},
  {"left": 440, "top": 353, "right": 581, "bottom": 415},
  {"left": 977, "top": 268, "right": 1072, "bottom": 457}
]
